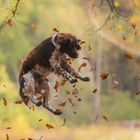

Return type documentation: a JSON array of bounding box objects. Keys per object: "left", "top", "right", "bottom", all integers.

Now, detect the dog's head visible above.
[{"left": 53, "top": 33, "right": 81, "bottom": 58}]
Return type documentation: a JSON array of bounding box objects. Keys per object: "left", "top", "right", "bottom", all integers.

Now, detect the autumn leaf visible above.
[
  {"left": 28, "top": 138, "right": 33, "bottom": 140},
  {"left": 100, "top": 72, "right": 109, "bottom": 80},
  {"left": 122, "top": 34, "right": 126, "bottom": 40},
  {"left": 136, "top": 91, "right": 140, "bottom": 95},
  {"left": 54, "top": 81, "right": 59, "bottom": 92},
  {"left": 46, "top": 123, "right": 54, "bottom": 129},
  {"left": 7, "top": 19, "right": 14, "bottom": 26},
  {"left": 14, "top": 99, "right": 23, "bottom": 104},
  {"left": 60, "top": 79, "right": 67, "bottom": 86},
  {"left": 53, "top": 28, "right": 59, "bottom": 33},
  {"left": 92, "top": 88, "right": 97, "bottom": 94},
  {"left": 38, "top": 119, "right": 43, "bottom": 122},
  {"left": 58, "top": 101, "right": 67, "bottom": 107},
  {"left": 6, "top": 127, "right": 11, "bottom": 130},
  {"left": 78, "top": 98, "right": 82, "bottom": 102},
  {"left": 124, "top": 52, "right": 133, "bottom": 60},
  {"left": 80, "top": 40, "right": 86, "bottom": 45},
  {"left": 78, "top": 63, "right": 87, "bottom": 72},
  {"left": 88, "top": 45, "right": 92, "bottom": 51},
  {"left": 3, "top": 97, "right": 7, "bottom": 106},
  {"left": 60, "top": 118, "right": 66, "bottom": 127},
  {"left": 31, "top": 23, "right": 37, "bottom": 29},
  {"left": 6, "top": 133, "right": 9, "bottom": 140},
  {"left": 103, "top": 115, "right": 109, "bottom": 122}
]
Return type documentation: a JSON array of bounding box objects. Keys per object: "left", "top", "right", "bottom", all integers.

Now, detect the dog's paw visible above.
[
  {"left": 80, "top": 77, "right": 90, "bottom": 82},
  {"left": 70, "top": 78, "right": 78, "bottom": 84},
  {"left": 53, "top": 109, "right": 62, "bottom": 115}
]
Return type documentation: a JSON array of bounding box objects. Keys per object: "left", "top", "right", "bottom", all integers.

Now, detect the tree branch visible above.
[{"left": 0, "top": 0, "right": 21, "bottom": 30}]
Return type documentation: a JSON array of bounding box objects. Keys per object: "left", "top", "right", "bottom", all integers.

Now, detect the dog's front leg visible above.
[
  {"left": 61, "top": 61, "right": 90, "bottom": 82},
  {"left": 55, "top": 64, "right": 78, "bottom": 84}
]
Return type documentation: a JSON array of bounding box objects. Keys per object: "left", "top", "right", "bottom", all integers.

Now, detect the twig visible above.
[{"left": 0, "top": 0, "right": 21, "bottom": 29}]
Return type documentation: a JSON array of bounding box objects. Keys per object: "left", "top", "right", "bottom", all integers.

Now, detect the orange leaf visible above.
[
  {"left": 31, "top": 23, "right": 37, "bottom": 29},
  {"left": 124, "top": 52, "right": 133, "bottom": 60},
  {"left": 78, "top": 63, "right": 87, "bottom": 72},
  {"left": 14, "top": 99, "right": 23, "bottom": 104},
  {"left": 103, "top": 115, "right": 109, "bottom": 122},
  {"left": 7, "top": 19, "right": 14, "bottom": 26},
  {"left": 100, "top": 72, "right": 109, "bottom": 80},
  {"left": 54, "top": 81, "right": 59, "bottom": 92},
  {"left": 3, "top": 97, "right": 7, "bottom": 106},
  {"left": 46, "top": 123, "right": 54, "bottom": 129},
  {"left": 28, "top": 138, "right": 33, "bottom": 140}
]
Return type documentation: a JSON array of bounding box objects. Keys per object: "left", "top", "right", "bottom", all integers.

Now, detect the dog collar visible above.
[{"left": 51, "top": 34, "right": 61, "bottom": 50}]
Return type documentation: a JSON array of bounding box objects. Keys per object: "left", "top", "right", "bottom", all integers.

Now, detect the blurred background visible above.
[{"left": 0, "top": 0, "right": 140, "bottom": 139}]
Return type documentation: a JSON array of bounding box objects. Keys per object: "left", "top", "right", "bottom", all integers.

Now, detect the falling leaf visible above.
[
  {"left": 103, "top": 115, "right": 109, "bottom": 122},
  {"left": 114, "top": 1, "right": 119, "bottom": 8},
  {"left": 92, "top": 88, "right": 97, "bottom": 94},
  {"left": 28, "top": 138, "right": 33, "bottom": 140},
  {"left": 83, "top": 57, "right": 90, "bottom": 61},
  {"left": 54, "top": 81, "right": 59, "bottom": 92},
  {"left": 6, "top": 133, "right": 9, "bottom": 140},
  {"left": 122, "top": 34, "right": 126, "bottom": 40},
  {"left": 78, "top": 98, "right": 82, "bottom": 102},
  {"left": 88, "top": 45, "right": 92, "bottom": 51},
  {"left": 73, "top": 111, "right": 77, "bottom": 115},
  {"left": 60, "top": 118, "right": 66, "bottom": 127},
  {"left": 100, "top": 72, "right": 109, "bottom": 80},
  {"left": 80, "top": 40, "right": 86, "bottom": 45},
  {"left": 38, "top": 119, "right": 43, "bottom": 122},
  {"left": 31, "top": 23, "right": 37, "bottom": 29},
  {"left": 136, "top": 91, "right": 140, "bottom": 95},
  {"left": 78, "top": 63, "right": 87, "bottom": 72},
  {"left": 3, "top": 97, "right": 7, "bottom": 106},
  {"left": 6, "top": 127, "right": 12, "bottom": 129},
  {"left": 14, "top": 99, "right": 23, "bottom": 104},
  {"left": 60, "top": 79, "right": 67, "bottom": 86},
  {"left": 124, "top": 52, "right": 133, "bottom": 60},
  {"left": 7, "top": 19, "right": 14, "bottom": 26},
  {"left": 46, "top": 123, "right": 54, "bottom": 129},
  {"left": 53, "top": 28, "right": 59, "bottom": 32},
  {"left": 58, "top": 101, "right": 67, "bottom": 107}
]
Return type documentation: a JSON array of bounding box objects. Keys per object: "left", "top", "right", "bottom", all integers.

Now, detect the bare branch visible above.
[{"left": 0, "top": 0, "right": 21, "bottom": 29}]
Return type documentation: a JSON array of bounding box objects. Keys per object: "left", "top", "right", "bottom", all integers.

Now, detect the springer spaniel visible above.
[{"left": 19, "top": 33, "right": 90, "bottom": 115}]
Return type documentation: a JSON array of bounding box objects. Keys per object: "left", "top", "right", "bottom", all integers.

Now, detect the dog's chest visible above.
[{"left": 49, "top": 49, "right": 66, "bottom": 68}]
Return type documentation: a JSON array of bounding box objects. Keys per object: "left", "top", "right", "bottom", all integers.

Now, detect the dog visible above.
[{"left": 19, "top": 33, "right": 90, "bottom": 115}]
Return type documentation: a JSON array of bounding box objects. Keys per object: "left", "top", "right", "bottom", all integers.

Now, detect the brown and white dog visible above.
[{"left": 19, "top": 33, "right": 90, "bottom": 115}]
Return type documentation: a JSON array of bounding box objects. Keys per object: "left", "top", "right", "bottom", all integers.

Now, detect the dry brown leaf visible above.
[
  {"left": 78, "top": 98, "right": 82, "bottom": 102},
  {"left": 100, "top": 72, "right": 109, "bottom": 80},
  {"left": 14, "top": 99, "right": 23, "bottom": 104},
  {"left": 136, "top": 91, "right": 140, "bottom": 95},
  {"left": 124, "top": 52, "right": 133, "bottom": 60},
  {"left": 92, "top": 88, "right": 97, "bottom": 94},
  {"left": 3, "top": 97, "right": 7, "bottom": 106},
  {"left": 53, "top": 28, "right": 59, "bottom": 32},
  {"left": 46, "top": 123, "right": 54, "bottom": 129},
  {"left": 38, "top": 119, "right": 43, "bottom": 122},
  {"left": 88, "top": 45, "right": 92, "bottom": 51},
  {"left": 60, "top": 118, "right": 66, "bottom": 127},
  {"left": 6, "top": 127, "right": 12, "bottom": 129},
  {"left": 6, "top": 133, "right": 9, "bottom": 140},
  {"left": 28, "top": 138, "right": 33, "bottom": 140},
  {"left": 103, "top": 115, "right": 109, "bottom": 122},
  {"left": 54, "top": 81, "right": 59, "bottom": 92},
  {"left": 58, "top": 101, "right": 67, "bottom": 107},
  {"left": 60, "top": 79, "right": 67, "bottom": 86},
  {"left": 78, "top": 63, "right": 87, "bottom": 72},
  {"left": 7, "top": 19, "right": 14, "bottom": 26},
  {"left": 80, "top": 40, "right": 86, "bottom": 45}
]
